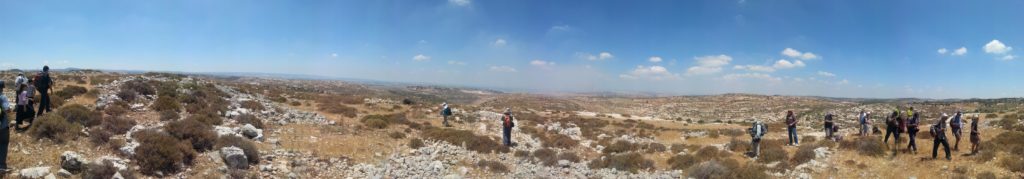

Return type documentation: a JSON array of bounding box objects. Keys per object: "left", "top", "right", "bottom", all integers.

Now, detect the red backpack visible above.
[{"left": 503, "top": 115, "right": 515, "bottom": 128}]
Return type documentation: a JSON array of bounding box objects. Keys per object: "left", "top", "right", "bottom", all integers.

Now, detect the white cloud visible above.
[
  {"left": 937, "top": 48, "right": 948, "bottom": 55},
  {"left": 599, "top": 52, "right": 614, "bottom": 60},
  {"left": 493, "top": 38, "right": 507, "bottom": 46},
  {"left": 953, "top": 47, "right": 967, "bottom": 56},
  {"left": 412, "top": 54, "right": 431, "bottom": 61},
  {"left": 838, "top": 79, "right": 850, "bottom": 85},
  {"left": 733, "top": 65, "right": 775, "bottom": 72},
  {"left": 772, "top": 59, "right": 805, "bottom": 69},
  {"left": 685, "top": 55, "right": 732, "bottom": 76},
  {"left": 550, "top": 25, "right": 571, "bottom": 32},
  {"left": 447, "top": 60, "right": 466, "bottom": 65},
  {"left": 449, "top": 0, "right": 471, "bottom": 6},
  {"left": 620, "top": 65, "right": 678, "bottom": 80},
  {"left": 529, "top": 60, "right": 556, "bottom": 68},
  {"left": 648, "top": 56, "right": 663, "bottom": 63},
  {"left": 489, "top": 66, "right": 517, "bottom": 72},
  {"left": 817, "top": 71, "right": 836, "bottom": 77},
  {"left": 331, "top": 53, "right": 338, "bottom": 58},
  {"left": 722, "top": 73, "right": 782, "bottom": 82},
  {"left": 1002, "top": 55, "right": 1016, "bottom": 60},
  {"left": 984, "top": 40, "right": 1012, "bottom": 54},
  {"left": 780, "top": 48, "right": 820, "bottom": 60}
]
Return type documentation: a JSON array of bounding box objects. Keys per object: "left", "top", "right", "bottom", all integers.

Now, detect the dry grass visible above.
[
  {"left": 28, "top": 114, "right": 82, "bottom": 143},
  {"left": 134, "top": 129, "right": 196, "bottom": 176},
  {"left": 408, "top": 138, "right": 425, "bottom": 149},
  {"left": 539, "top": 133, "right": 578, "bottom": 149},
  {"left": 421, "top": 127, "right": 509, "bottom": 153},
  {"left": 602, "top": 140, "right": 642, "bottom": 154},
  {"left": 588, "top": 152, "right": 654, "bottom": 173},
  {"left": 58, "top": 104, "right": 103, "bottom": 127},
  {"left": 476, "top": 160, "right": 509, "bottom": 173}
]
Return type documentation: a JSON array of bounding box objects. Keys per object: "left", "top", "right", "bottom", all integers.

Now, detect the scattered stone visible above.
[
  {"left": 221, "top": 147, "right": 249, "bottom": 169},
  {"left": 19, "top": 166, "right": 51, "bottom": 179},
  {"left": 239, "top": 124, "right": 263, "bottom": 140},
  {"left": 60, "top": 151, "right": 85, "bottom": 173}
]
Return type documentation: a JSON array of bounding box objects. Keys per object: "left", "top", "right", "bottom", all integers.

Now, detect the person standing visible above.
[
  {"left": 824, "top": 112, "right": 835, "bottom": 139},
  {"left": 13, "top": 73, "right": 26, "bottom": 104},
  {"left": 749, "top": 120, "right": 767, "bottom": 157},
  {"left": 501, "top": 108, "right": 515, "bottom": 147},
  {"left": 440, "top": 102, "right": 452, "bottom": 127},
  {"left": 970, "top": 115, "right": 982, "bottom": 155},
  {"left": 785, "top": 111, "right": 799, "bottom": 146},
  {"left": 0, "top": 80, "right": 12, "bottom": 171},
  {"left": 906, "top": 108, "right": 920, "bottom": 154},
  {"left": 949, "top": 111, "right": 964, "bottom": 151},
  {"left": 35, "top": 66, "right": 54, "bottom": 116},
  {"left": 859, "top": 111, "right": 872, "bottom": 137},
  {"left": 884, "top": 110, "right": 899, "bottom": 144},
  {"left": 18, "top": 79, "right": 36, "bottom": 130},
  {"left": 931, "top": 114, "right": 951, "bottom": 160}
]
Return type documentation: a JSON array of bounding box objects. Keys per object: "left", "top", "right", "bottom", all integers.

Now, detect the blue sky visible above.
[{"left": 2, "top": 0, "right": 1023, "bottom": 98}]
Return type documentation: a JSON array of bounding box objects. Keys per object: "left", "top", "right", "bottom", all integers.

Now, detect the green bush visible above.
[
  {"left": 28, "top": 114, "right": 82, "bottom": 143},
  {"left": 588, "top": 152, "right": 654, "bottom": 173},
  {"left": 216, "top": 135, "right": 260, "bottom": 165},
  {"left": 165, "top": 119, "right": 217, "bottom": 152},
  {"left": 133, "top": 130, "right": 195, "bottom": 175},
  {"left": 58, "top": 104, "right": 103, "bottom": 127},
  {"left": 421, "top": 127, "right": 508, "bottom": 153}
]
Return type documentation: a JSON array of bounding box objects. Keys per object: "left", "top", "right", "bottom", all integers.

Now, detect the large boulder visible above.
[
  {"left": 239, "top": 124, "right": 263, "bottom": 140},
  {"left": 60, "top": 151, "right": 86, "bottom": 173},
  {"left": 221, "top": 147, "right": 249, "bottom": 169},
  {"left": 19, "top": 166, "right": 51, "bottom": 179}
]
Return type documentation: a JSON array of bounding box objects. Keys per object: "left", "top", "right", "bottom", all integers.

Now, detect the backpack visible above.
[
  {"left": 34, "top": 73, "right": 50, "bottom": 91},
  {"left": 441, "top": 107, "right": 452, "bottom": 116},
  {"left": 950, "top": 114, "right": 962, "bottom": 128},
  {"left": 750, "top": 122, "right": 766, "bottom": 139},
  {"left": 503, "top": 115, "right": 515, "bottom": 128}
]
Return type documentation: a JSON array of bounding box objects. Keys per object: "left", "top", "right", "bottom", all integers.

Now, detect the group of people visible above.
[
  {"left": 0, "top": 66, "right": 56, "bottom": 171},
  {"left": 751, "top": 107, "right": 983, "bottom": 161},
  {"left": 438, "top": 102, "right": 517, "bottom": 147}
]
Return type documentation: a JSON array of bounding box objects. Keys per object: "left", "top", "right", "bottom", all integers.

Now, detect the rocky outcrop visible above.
[{"left": 221, "top": 147, "right": 249, "bottom": 169}]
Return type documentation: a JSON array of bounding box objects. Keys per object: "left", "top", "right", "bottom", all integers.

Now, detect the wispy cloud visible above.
[
  {"left": 817, "top": 71, "right": 836, "bottom": 77},
  {"left": 489, "top": 65, "right": 517, "bottom": 72},
  {"left": 648, "top": 56, "right": 663, "bottom": 63},
  {"left": 529, "top": 59, "right": 556, "bottom": 68},
  {"left": 412, "top": 54, "right": 431, "bottom": 61},
  {"left": 620, "top": 65, "right": 679, "bottom": 80},
  {"left": 493, "top": 38, "right": 507, "bottom": 46},
  {"left": 449, "top": 0, "right": 471, "bottom": 6},
  {"left": 781, "top": 48, "right": 820, "bottom": 60},
  {"left": 685, "top": 55, "right": 732, "bottom": 76}
]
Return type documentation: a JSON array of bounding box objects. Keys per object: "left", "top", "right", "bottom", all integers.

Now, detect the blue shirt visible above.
[{"left": 0, "top": 94, "right": 9, "bottom": 129}]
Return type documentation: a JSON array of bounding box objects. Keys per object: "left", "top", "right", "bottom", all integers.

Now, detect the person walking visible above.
[
  {"left": 0, "top": 80, "right": 12, "bottom": 171},
  {"left": 884, "top": 110, "right": 899, "bottom": 144},
  {"left": 931, "top": 114, "right": 952, "bottom": 160},
  {"left": 894, "top": 110, "right": 906, "bottom": 155},
  {"left": 18, "top": 79, "right": 36, "bottom": 130},
  {"left": 13, "top": 73, "right": 26, "bottom": 104},
  {"left": 440, "top": 102, "right": 452, "bottom": 127},
  {"left": 501, "top": 108, "right": 515, "bottom": 147},
  {"left": 824, "top": 112, "right": 835, "bottom": 139},
  {"left": 35, "top": 66, "right": 54, "bottom": 116},
  {"left": 970, "top": 115, "right": 982, "bottom": 155},
  {"left": 906, "top": 108, "right": 920, "bottom": 154},
  {"left": 749, "top": 120, "right": 767, "bottom": 157},
  {"left": 785, "top": 111, "right": 799, "bottom": 146},
  {"left": 949, "top": 111, "right": 964, "bottom": 151},
  {"left": 859, "top": 111, "right": 872, "bottom": 137}
]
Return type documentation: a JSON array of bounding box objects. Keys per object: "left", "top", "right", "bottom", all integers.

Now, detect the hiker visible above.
[
  {"left": 894, "top": 110, "right": 906, "bottom": 155},
  {"left": 0, "top": 80, "right": 12, "bottom": 171},
  {"left": 970, "top": 115, "right": 981, "bottom": 155},
  {"left": 13, "top": 73, "right": 27, "bottom": 104},
  {"left": 749, "top": 120, "right": 767, "bottom": 157},
  {"left": 15, "top": 79, "right": 36, "bottom": 130},
  {"left": 930, "top": 114, "right": 951, "bottom": 160},
  {"left": 824, "top": 112, "right": 835, "bottom": 139},
  {"left": 949, "top": 111, "right": 964, "bottom": 151},
  {"left": 884, "top": 110, "right": 899, "bottom": 144},
  {"left": 785, "top": 111, "right": 798, "bottom": 146},
  {"left": 906, "top": 108, "right": 920, "bottom": 154},
  {"left": 501, "top": 108, "right": 515, "bottom": 147},
  {"left": 859, "top": 111, "right": 872, "bottom": 137},
  {"left": 35, "top": 66, "right": 54, "bottom": 116},
  {"left": 440, "top": 102, "right": 452, "bottom": 127}
]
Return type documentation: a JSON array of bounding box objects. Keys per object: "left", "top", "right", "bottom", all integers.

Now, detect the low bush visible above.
[
  {"left": 362, "top": 118, "right": 388, "bottom": 129},
  {"left": 318, "top": 104, "right": 358, "bottom": 118},
  {"left": 732, "top": 163, "right": 769, "bottom": 179},
  {"left": 117, "top": 89, "right": 138, "bottom": 102},
  {"left": 389, "top": 131, "right": 406, "bottom": 139},
  {"left": 1000, "top": 157, "right": 1024, "bottom": 173},
  {"left": 558, "top": 152, "right": 581, "bottom": 163},
  {"left": 540, "top": 133, "right": 578, "bottom": 149},
  {"left": 695, "top": 146, "right": 725, "bottom": 161},
  {"left": 54, "top": 85, "right": 88, "bottom": 99},
  {"left": 667, "top": 154, "right": 698, "bottom": 170},
  {"left": 151, "top": 96, "right": 180, "bottom": 112},
  {"left": 28, "top": 114, "right": 82, "bottom": 143},
  {"left": 758, "top": 146, "right": 788, "bottom": 164},
  {"left": 235, "top": 114, "right": 264, "bottom": 129},
  {"left": 359, "top": 113, "right": 412, "bottom": 130},
  {"left": 802, "top": 135, "right": 818, "bottom": 143},
  {"left": 133, "top": 130, "right": 196, "bottom": 175},
  {"left": 165, "top": 119, "right": 217, "bottom": 152},
  {"left": 646, "top": 143, "right": 667, "bottom": 153},
  {"left": 104, "top": 104, "right": 128, "bottom": 117},
  {"left": 159, "top": 110, "right": 180, "bottom": 121},
  {"left": 185, "top": 112, "right": 222, "bottom": 126},
  {"left": 588, "top": 152, "right": 654, "bottom": 173},
  {"left": 602, "top": 140, "right": 641, "bottom": 154},
  {"left": 671, "top": 143, "right": 699, "bottom": 154},
  {"left": 532, "top": 148, "right": 557, "bottom": 166},
  {"left": 476, "top": 160, "right": 509, "bottom": 173},
  {"left": 101, "top": 116, "right": 137, "bottom": 134},
  {"left": 58, "top": 104, "right": 103, "bottom": 127},
  {"left": 976, "top": 171, "right": 997, "bottom": 179},
  {"left": 240, "top": 100, "right": 264, "bottom": 112},
  {"left": 216, "top": 135, "right": 260, "bottom": 165},
  {"left": 727, "top": 138, "right": 752, "bottom": 153},
  {"left": 122, "top": 79, "right": 156, "bottom": 96},
  {"left": 513, "top": 150, "right": 530, "bottom": 158},
  {"left": 688, "top": 160, "right": 731, "bottom": 179},
  {"left": 421, "top": 127, "right": 508, "bottom": 153},
  {"left": 408, "top": 138, "right": 425, "bottom": 149},
  {"left": 83, "top": 160, "right": 136, "bottom": 179},
  {"left": 840, "top": 136, "right": 885, "bottom": 157},
  {"left": 792, "top": 144, "right": 818, "bottom": 165}
]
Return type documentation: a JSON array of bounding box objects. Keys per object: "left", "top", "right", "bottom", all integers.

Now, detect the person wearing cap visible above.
[
  {"left": 501, "top": 108, "right": 515, "bottom": 147},
  {"left": 440, "top": 102, "right": 452, "bottom": 127},
  {"left": 0, "top": 80, "right": 12, "bottom": 171},
  {"left": 884, "top": 110, "right": 900, "bottom": 145},
  {"left": 906, "top": 107, "right": 920, "bottom": 154},
  {"left": 930, "top": 113, "right": 951, "bottom": 160},
  {"left": 949, "top": 111, "right": 964, "bottom": 151},
  {"left": 13, "top": 73, "right": 26, "bottom": 104},
  {"left": 859, "top": 111, "right": 872, "bottom": 137},
  {"left": 35, "top": 66, "right": 54, "bottom": 115}
]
